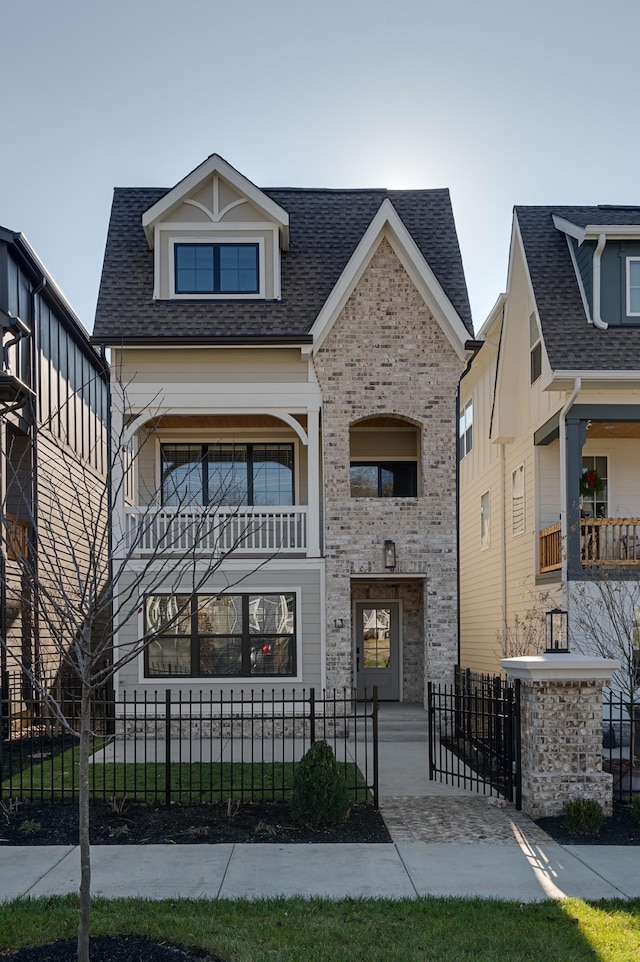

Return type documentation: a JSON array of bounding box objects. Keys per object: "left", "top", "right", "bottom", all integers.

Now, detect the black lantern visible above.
[
  {"left": 545, "top": 608, "right": 569, "bottom": 653},
  {"left": 384, "top": 540, "right": 396, "bottom": 570}
]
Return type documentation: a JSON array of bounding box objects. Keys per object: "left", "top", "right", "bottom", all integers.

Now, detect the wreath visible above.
[{"left": 580, "top": 469, "right": 604, "bottom": 497}]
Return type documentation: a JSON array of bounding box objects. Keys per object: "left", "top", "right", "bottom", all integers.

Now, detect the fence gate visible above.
[{"left": 428, "top": 667, "right": 521, "bottom": 808}]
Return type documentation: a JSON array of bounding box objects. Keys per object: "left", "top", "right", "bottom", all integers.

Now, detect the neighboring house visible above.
[
  {"left": 460, "top": 206, "right": 640, "bottom": 675},
  {"left": 0, "top": 227, "right": 109, "bottom": 711},
  {"left": 92, "top": 153, "right": 473, "bottom": 706}
]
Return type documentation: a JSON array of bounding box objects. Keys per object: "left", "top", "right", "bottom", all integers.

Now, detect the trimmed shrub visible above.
[
  {"left": 563, "top": 799, "right": 604, "bottom": 836},
  {"left": 291, "top": 740, "right": 350, "bottom": 828}
]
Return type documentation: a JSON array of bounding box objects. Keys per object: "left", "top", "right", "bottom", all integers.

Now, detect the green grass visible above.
[
  {"left": 2, "top": 742, "right": 369, "bottom": 802},
  {"left": 0, "top": 896, "right": 639, "bottom": 961}
]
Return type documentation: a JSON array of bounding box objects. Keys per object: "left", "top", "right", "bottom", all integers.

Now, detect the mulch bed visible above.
[
  {"left": 3, "top": 936, "right": 223, "bottom": 961},
  {"left": 0, "top": 798, "right": 390, "bottom": 845},
  {"left": 536, "top": 801, "right": 640, "bottom": 845}
]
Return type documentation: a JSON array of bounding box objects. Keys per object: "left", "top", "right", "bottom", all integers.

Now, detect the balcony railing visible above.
[
  {"left": 539, "top": 518, "right": 640, "bottom": 572},
  {"left": 6, "top": 513, "right": 29, "bottom": 562},
  {"left": 125, "top": 505, "right": 308, "bottom": 556}
]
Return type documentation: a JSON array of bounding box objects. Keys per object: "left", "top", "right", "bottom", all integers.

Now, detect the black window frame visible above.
[
  {"left": 174, "top": 243, "right": 259, "bottom": 295},
  {"left": 349, "top": 460, "right": 418, "bottom": 498},
  {"left": 143, "top": 592, "right": 297, "bottom": 679},
  {"left": 161, "top": 442, "right": 295, "bottom": 507}
]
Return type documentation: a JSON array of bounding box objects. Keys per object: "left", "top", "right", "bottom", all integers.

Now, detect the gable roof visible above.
[
  {"left": 515, "top": 205, "right": 640, "bottom": 373},
  {"left": 93, "top": 184, "right": 473, "bottom": 343}
]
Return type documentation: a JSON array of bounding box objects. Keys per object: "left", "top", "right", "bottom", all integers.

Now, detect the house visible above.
[
  {"left": 459, "top": 206, "right": 640, "bottom": 676},
  {"left": 92, "top": 154, "right": 473, "bottom": 708},
  {"left": 0, "top": 226, "right": 109, "bottom": 716}
]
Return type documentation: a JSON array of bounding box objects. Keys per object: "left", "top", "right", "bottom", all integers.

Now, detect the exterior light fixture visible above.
[
  {"left": 545, "top": 608, "right": 569, "bottom": 653},
  {"left": 384, "top": 540, "right": 396, "bottom": 570}
]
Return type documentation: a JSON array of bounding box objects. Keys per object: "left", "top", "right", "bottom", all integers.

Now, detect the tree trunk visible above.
[{"left": 77, "top": 682, "right": 92, "bottom": 962}]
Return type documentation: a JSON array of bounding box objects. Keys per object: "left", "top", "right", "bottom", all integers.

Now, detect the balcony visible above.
[
  {"left": 125, "top": 505, "right": 308, "bottom": 557},
  {"left": 539, "top": 518, "right": 640, "bottom": 573}
]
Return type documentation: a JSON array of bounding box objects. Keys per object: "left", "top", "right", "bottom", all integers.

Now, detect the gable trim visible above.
[
  {"left": 309, "top": 198, "right": 469, "bottom": 359},
  {"left": 141, "top": 154, "right": 290, "bottom": 248}
]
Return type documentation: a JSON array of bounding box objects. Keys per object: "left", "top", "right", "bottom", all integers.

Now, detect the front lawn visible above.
[{"left": 0, "top": 896, "right": 639, "bottom": 961}]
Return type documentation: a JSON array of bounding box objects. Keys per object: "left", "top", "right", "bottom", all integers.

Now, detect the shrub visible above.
[
  {"left": 291, "top": 740, "right": 350, "bottom": 828},
  {"left": 631, "top": 795, "right": 640, "bottom": 826},
  {"left": 563, "top": 799, "right": 604, "bottom": 836}
]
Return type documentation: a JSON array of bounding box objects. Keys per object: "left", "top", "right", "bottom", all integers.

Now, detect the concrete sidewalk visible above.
[{"left": 1, "top": 838, "right": 638, "bottom": 903}]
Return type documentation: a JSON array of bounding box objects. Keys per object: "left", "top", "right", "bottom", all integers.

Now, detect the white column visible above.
[
  {"left": 110, "top": 377, "right": 126, "bottom": 560},
  {"left": 306, "top": 405, "right": 321, "bottom": 558}
]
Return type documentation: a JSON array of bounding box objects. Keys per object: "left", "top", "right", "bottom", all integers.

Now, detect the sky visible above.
[{"left": 2, "top": 0, "right": 640, "bottom": 336}]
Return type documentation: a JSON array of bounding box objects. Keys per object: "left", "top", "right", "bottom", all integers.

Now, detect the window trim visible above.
[
  {"left": 142, "top": 591, "right": 299, "bottom": 680},
  {"left": 626, "top": 257, "right": 640, "bottom": 317},
  {"left": 459, "top": 399, "right": 473, "bottom": 459},
  {"left": 168, "top": 235, "right": 266, "bottom": 300}
]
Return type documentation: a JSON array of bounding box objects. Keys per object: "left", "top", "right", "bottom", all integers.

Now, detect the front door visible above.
[{"left": 355, "top": 602, "right": 400, "bottom": 700}]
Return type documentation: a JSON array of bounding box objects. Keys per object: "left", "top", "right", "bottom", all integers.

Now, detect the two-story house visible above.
[
  {"left": 93, "top": 154, "right": 473, "bottom": 707},
  {"left": 460, "top": 206, "right": 640, "bottom": 675},
  {"left": 0, "top": 226, "right": 109, "bottom": 718}
]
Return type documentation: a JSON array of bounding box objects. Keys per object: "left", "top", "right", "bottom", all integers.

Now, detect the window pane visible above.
[
  {"left": 362, "top": 607, "right": 391, "bottom": 668},
  {"left": 350, "top": 464, "right": 379, "bottom": 497},
  {"left": 250, "top": 637, "right": 294, "bottom": 676},
  {"left": 252, "top": 444, "right": 294, "bottom": 505},
  {"left": 207, "top": 444, "right": 248, "bottom": 504},
  {"left": 199, "top": 637, "right": 242, "bottom": 675},
  {"left": 248, "top": 594, "right": 294, "bottom": 634},
  {"left": 145, "top": 595, "right": 191, "bottom": 635},
  {"left": 175, "top": 245, "right": 214, "bottom": 293},
  {"left": 198, "top": 595, "right": 241, "bottom": 634},
  {"left": 147, "top": 637, "right": 191, "bottom": 676},
  {"left": 380, "top": 462, "right": 417, "bottom": 497},
  {"left": 629, "top": 261, "right": 640, "bottom": 313},
  {"left": 162, "top": 445, "right": 203, "bottom": 505},
  {"left": 218, "top": 245, "right": 258, "bottom": 293}
]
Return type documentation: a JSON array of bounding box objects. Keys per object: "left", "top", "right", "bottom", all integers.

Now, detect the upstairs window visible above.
[
  {"left": 349, "top": 416, "right": 419, "bottom": 498},
  {"left": 530, "top": 312, "right": 542, "bottom": 383},
  {"left": 511, "top": 464, "right": 525, "bottom": 536},
  {"left": 459, "top": 399, "right": 473, "bottom": 459},
  {"left": 626, "top": 258, "right": 640, "bottom": 317},
  {"left": 480, "top": 491, "right": 490, "bottom": 549},
  {"left": 161, "top": 443, "right": 294, "bottom": 506},
  {"left": 174, "top": 243, "right": 259, "bottom": 294},
  {"left": 350, "top": 462, "right": 417, "bottom": 498}
]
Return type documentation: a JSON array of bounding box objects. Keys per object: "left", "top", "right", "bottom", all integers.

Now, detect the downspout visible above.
[
  {"left": 592, "top": 233, "right": 609, "bottom": 330},
  {"left": 500, "top": 442, "right": 507, "bottom": 652},
  {"left": 559, "top": 377, "right": 581, "bottom": 610}
]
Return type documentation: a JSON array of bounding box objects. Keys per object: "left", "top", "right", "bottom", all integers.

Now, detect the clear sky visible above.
[{"left": 2, "top": 0, "right": 640, "bottom": 335}]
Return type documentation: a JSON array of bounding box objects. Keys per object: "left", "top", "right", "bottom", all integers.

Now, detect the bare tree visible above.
[
  {"left": 0, "top": 384, "right": 274, "bottom": 962},
  {"left": 496, "top": 591, "right": 553, "bottom": 661}
]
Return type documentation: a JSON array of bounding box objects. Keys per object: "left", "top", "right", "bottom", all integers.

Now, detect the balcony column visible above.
[
  {"left": 110, "top": 380, "right": 126, "bottom": 560},
  {"left": 565, "top": 415, "right": 586, "bottom": 578},
  {"left": 307, "top": 405, "right": 321, "bottom": 558}
]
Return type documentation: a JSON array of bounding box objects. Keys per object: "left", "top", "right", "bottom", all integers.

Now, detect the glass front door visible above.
[{"left": 355, "top": 602, "right": 400, "bottom": 700}]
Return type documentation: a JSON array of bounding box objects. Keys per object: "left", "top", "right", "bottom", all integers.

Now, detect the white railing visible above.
[{"left": 125, "top": 505, "right": 308, "bottom": 556}]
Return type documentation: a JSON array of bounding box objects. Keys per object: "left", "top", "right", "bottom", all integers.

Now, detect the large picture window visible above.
[
  {"left": 174, "top": 243, "right": 259, "bottom": 294},
  {"left": 349, "top": 461, "right": 417, "bottom": 498},
  {"left": 145, "top": 593, "right": 296, "bottom": 678},
  {"left": 161, "top": 443, "right": 294, "bottom": 506}
]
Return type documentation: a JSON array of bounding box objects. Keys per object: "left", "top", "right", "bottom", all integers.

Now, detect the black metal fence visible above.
[
  {"left": 0, "top": 680, "right": 378, "bottom": 807},
  {"left": 428, "top": 667, "right": 521, "bottom": 807},
  {"left": 602, "top": 692, "right": 640, "bottom": 804}
]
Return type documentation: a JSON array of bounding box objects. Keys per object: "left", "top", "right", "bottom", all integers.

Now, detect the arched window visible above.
[{"left": 349, "top": 417, "right": 419, "bottom": 498}]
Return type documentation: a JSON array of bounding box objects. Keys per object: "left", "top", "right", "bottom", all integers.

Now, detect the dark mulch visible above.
[
  {"left": 0, "top": 798, "right": 390, "bottom": 845},
  {"left": 3, "top": 935, "right": 224, "bottom": 961},
  {"left": 536, "top": 801, "right": 640, "bottom": 845}
]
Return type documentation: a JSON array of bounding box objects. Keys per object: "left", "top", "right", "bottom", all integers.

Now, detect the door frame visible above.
[{"left": 352, "top": 597, "right": 403, "bottom": 701}]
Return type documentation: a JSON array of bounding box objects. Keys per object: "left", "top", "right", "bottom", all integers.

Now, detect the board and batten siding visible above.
[{"left": 114, "top": 562, "right": 324, "bottom": 697}]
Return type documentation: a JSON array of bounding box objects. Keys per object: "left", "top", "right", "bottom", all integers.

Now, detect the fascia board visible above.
[
  {"left": 551, "top": 369, "right": 640, "bottom": 382},
  {"left": 490, "top": 218, "right": 519, "bottom": 439},
  {"left": 583, "top": 224, "right": 640, "bottom": 240},
  {"left": 476, "top": 292, "right": 507, "bottom": 340},
  {"left": 310, "top": 198, "right": 469, "bottom": 359},
  {"left": 141, "top": 154, "right": 290, "bottom": 245},
  {"left": 552, "top": 215, "right": 585, "bottom": 243}
]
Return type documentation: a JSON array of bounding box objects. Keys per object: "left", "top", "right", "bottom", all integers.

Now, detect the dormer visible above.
[
  {"left": 553, "top": 213, "right": 640, "bottom": 329},
  {"left": 142, "top": 154, "right": 289, "bottom": 302}
]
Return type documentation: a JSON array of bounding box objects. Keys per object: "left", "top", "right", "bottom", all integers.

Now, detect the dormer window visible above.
[
  {"left": 175, "top": 243, "right": 259, "bottom": 295},
  {"left": 626, "top": 257, "right": 640, "bottom": 316}
]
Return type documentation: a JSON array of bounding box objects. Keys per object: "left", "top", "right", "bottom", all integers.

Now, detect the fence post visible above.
[
  {"left": 165, "top": 689, "right": 172, "bottom": 806},
  {"left": 372, "top": 686, "right": 379, "bottom": 809},
  {"left": 309, "top": 688, "right": 316, "bottom": 744}
]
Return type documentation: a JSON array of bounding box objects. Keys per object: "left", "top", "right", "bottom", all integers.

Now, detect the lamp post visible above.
[{"left": 545, "top": 608, "right": 569, "bottom": 653}]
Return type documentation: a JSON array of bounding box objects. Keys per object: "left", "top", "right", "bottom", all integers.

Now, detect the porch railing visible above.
[
  {"left": 539, "top": 518, "right": 640, "bottom": 572},
  {"left": 125, "top": 505, "right": 308, "bottom": 556}
]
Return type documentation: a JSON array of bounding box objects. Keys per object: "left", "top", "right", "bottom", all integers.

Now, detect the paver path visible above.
[{"left": 380, "top": 795, "right": 554, "bottom": 845}]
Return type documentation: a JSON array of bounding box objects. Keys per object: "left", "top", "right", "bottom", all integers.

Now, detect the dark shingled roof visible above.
[
  {"left": 516, "top": 206, "right": 640, "bottom": 372},
  {"left": 93, "top": 187, "right": 473, "bottom": 342}
]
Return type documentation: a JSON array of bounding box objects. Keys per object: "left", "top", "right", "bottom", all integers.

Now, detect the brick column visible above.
[{"left": 501, "top": 654, "right": 619, "bottom": 819}]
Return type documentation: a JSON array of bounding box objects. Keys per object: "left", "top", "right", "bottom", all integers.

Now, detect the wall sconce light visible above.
[
  {"left": 384, "top": 539, "right": 396, "bottom": 570},
  {"left": 545, "top": 608, "right": 569, "bottom": 653}
]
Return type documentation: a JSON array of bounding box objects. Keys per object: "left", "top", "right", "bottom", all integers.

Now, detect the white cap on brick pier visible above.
[{"left": 501, "top": 654, "right": 619, "bottom": 683}]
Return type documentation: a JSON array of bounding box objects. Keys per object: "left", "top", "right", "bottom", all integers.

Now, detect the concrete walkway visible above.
[{"left": 1, "top": 703, "right": 638, "bottom": 904}]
